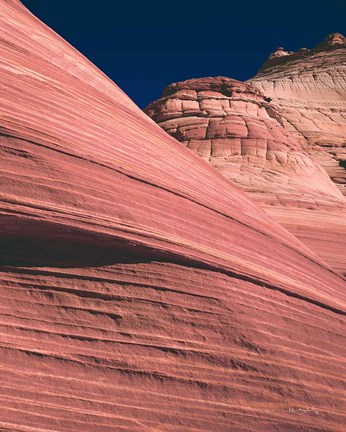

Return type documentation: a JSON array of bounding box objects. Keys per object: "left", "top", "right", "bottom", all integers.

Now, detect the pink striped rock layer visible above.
[
  {"left": 250, "top": 33, "right": 346, "bottom": 197},
  {"left": 144, "top": 77, "right": 346, "bottom": 274},
  {"left": 0, "top": 2, "right": 345, "bottom": 431}
]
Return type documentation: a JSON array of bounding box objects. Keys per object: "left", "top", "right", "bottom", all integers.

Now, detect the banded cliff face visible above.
[
  {"left": 1, "top": 2, "right": 346, "bottom": 432},
  {"left": 145, "top": 77, "right": 346, "bottom": 274},
  {"left": 250, "top": 33, "right": 346, "bottom": 196}
]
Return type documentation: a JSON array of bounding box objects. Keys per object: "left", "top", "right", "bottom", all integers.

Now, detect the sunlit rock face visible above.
[
  {"left": 250, "top": 33, "right": 346, "bottom": 197},
  {"left": 1, "top": 2, "right": 346, "bottom": 431},
  {"left": 145, "top": 77, "right": 342, "bottom": 199},
  {"left": 145, "top": 76, "right": 346, "bottom": 274}
]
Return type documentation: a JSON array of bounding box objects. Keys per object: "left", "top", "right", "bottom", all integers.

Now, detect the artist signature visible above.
[{"left": 289, "top": 407, "right": 319, "bottom": 415}]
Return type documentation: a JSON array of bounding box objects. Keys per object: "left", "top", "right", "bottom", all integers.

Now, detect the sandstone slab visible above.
[
  {"left": 145, "top": 76, "right": 346, "bottom": 274},
  {"left": 1, "top": 2, "right": 345, "bottom": 431}
]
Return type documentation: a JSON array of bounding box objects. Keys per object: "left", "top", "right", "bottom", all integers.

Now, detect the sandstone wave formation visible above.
[
  {"left": 1, "top": 1, "right": 346, "bottom": 432},
  {"left": 250, "top": 33, "right": 346, "bottom": 196},
  {"left": 250, "top": 34, "right": 346, "bottom": 274},
  {"left": 145, "top": 48, "right": 346, "bottom": 275}
]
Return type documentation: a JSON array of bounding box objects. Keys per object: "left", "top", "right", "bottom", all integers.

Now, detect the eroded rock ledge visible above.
[
  {"left": 1, "top": 2, "right": 345, "bottom": 431},
  {"left": 145, "top": 76, "right": 346, "bottom": 274},
  {"left": 258, "top": 32, "right": 346, "bottom": 74},
  {"left": 250, "top": 33, "right": 346, "bottom": 197}
]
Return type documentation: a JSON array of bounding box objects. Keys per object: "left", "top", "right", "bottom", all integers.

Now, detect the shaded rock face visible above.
[
  {"left": 145, "top": 77, "right": 342, "bottom": 200},
  {"left": 1, "top": 2, "right": 346, "bottom": 432},
  {"left": 145, "top": 76, "right": 346, "bottom": 274},
  {"left": 258, "top": 33, "right": 346, "bottom": 73},
  {"left": 250, "top": 33, "right": 346, "bottom": 196}
]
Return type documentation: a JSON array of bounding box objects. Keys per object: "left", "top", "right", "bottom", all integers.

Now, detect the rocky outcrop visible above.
[
  {"left": 1, "top": 2, "right": 345, "bottom": 431},
  {"left": 250, "top": 33, "right": 346, "bottom": 196},
  {"left": 145, "top": 77, "right": 346, "bottom": 274}
]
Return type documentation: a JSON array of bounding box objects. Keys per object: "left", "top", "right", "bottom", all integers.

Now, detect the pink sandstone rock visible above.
[
  {"left": 145, "top": 76, "right": 346, "bottom": 274},
  {"left": 250, "top": 33, "right": 346, "bottom": 196},
  {"left": 1, "top": 2, "right": 345, "bottom": 431},
  {"left": 249, "top": 34, "right": 346, "bottom": 274}
]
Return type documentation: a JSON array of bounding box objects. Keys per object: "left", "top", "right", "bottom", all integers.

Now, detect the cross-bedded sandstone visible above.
[{"left": 1, "top": 3, "right": 345, "bottom": 431}]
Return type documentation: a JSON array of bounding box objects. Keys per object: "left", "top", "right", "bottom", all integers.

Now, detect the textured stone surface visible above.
[
  {"left": 1, "top": 2, "right": 346, "bottom": 432},
  {"left": 250, "top": 33, "right": 346, "bottom": 196},
  {"left": 145, "top": 77, "right": 346, "bottom": 274}
]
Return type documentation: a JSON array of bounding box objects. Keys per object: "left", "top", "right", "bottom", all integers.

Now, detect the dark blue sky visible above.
[{"left": 21, "top": 0, "right": 345, "bottom": 108}]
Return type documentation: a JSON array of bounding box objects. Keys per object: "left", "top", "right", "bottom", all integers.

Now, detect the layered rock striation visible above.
[
  {"left": 250, "top": 33, "right": 346, "bottom": 196},
  {"left": 145, "top": 77, "right": 346, "bottom": 274},
  {"left": 1, "top": 2, "right": 346, "bottom": 431}
]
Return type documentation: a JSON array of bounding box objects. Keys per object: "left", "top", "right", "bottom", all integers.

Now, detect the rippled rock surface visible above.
[
  {"left": 145, "top": 76, "right": 346, "bottom": 274},
  {"left": 1, "top": 2, "right": 346, "bottom": 431},
  {"left": 250, "top": 33, "right": 346, "bottom": 197}
]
